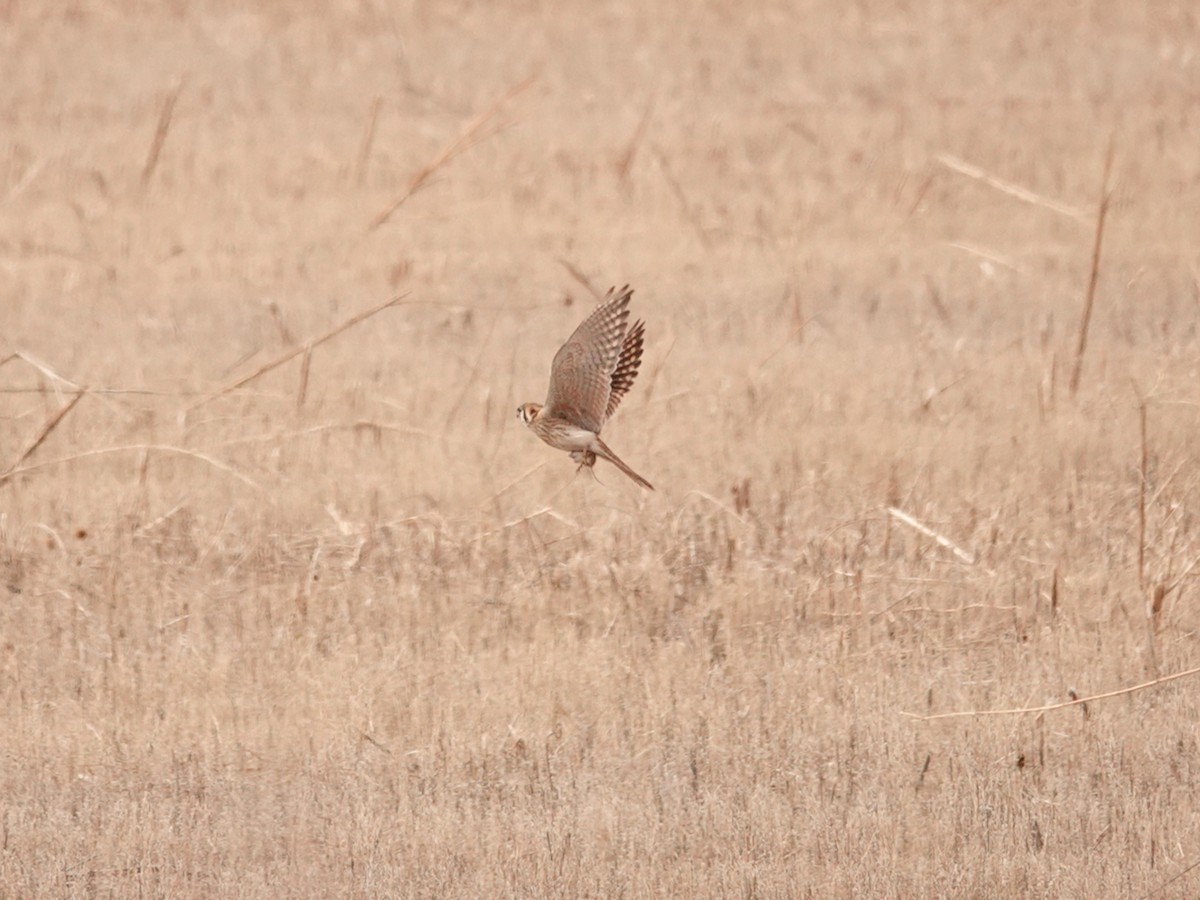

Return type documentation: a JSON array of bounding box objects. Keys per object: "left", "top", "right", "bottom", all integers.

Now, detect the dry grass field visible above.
[{"left": 3, "top": 1, "right": 1200, "bottom": 896}]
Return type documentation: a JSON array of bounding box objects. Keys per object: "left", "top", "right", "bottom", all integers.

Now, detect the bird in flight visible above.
[{"left": 517, "top": 285, "right": 654, "bottom": 490}]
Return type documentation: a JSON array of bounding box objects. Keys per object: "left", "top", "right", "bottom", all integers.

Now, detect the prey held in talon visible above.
[{"left": 517, "top": 285, "right": 654, "bottom": 491}]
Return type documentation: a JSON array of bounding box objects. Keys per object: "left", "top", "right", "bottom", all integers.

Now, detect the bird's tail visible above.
[{"left": 593, "top": 438, "right": 654, "bottom": 491}]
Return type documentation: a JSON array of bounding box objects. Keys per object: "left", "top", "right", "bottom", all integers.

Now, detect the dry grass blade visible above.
[
  {"left": 0, "top": 389, "right": 86, "bottom": 484},
  {"left": 821, "top": 601, "right": 1020, "bottom": 620},
  {"left": 1136, "top": 393, "right": 1148, "bottom": 588},
  {"left": 0, "top": 386, "right": 194, "bottom": 397},
  {"left": 1157, "top": 547, "right": 1200, "bottom": 597},
  {"left": 887, "top": 506, "right": 976, "bottom": 565},
  {"left": 188, "top": 292, "right": 409, "bottom": 412},
  {"left": 557, "top": 258, "right": 602, "bottom": 299},
  {"left": 472, "top": 506, "right": 554, "bottom": 542},
  {"left": 141, "top": 79, "right": 185, "bottom": 187},
  {"left": 218, "top": 421, "right": 439, "bottom": 448},
  {"left": 483, "top": 463, "right": 549, "bottom": 505},
  {"left": 678, "top": 490, "right": 750, "bottom": 528},
  {"left": 754, "top": 317, "right": 814, "bottom": 372},
  {"left": 355, "top": 96, "right": 382, "bottom": 187},
  {"left": 1069, "top": 137, "right": 1116, "bottom": 397},
  {"left": 11, "top": 350, "right": 82, "bottom": 391},
  {"left": 615, "top": 97, "right": 655, "bottom": 182},
  {"left": 918, "top": 337, "right": 1021, "bottom": 412},
  {"left": 1137, "top": 856, "right": 1200, "bottom": 900},
  {"left": 902, "top": 664, "right": 1200, "bottom": 721},
  {"left": 936, "top": 152, "right": 1088, "bottom": 220},
  {"left": 368, "top": 73, "right": 537, "bottom": 231},
  {"left": 0, "top": 156, "right": 43, "bottom": 207},
  {"left": 945, "top": 241, "right": 1025, "bottom": 274},
  {"left": 296, "top": 343, "right": 313, "bottom": 411},
  {"left": 0, "top": 444, "right": 262, "bottom": 491}
]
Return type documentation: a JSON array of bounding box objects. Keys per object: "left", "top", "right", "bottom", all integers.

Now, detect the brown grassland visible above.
[{"left": 3, "top": 1, "right": 1200, "bottom": 896}]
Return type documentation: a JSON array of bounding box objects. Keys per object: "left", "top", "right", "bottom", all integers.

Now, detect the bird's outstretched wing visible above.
[
  {"left": 542, "top": 285, "right": 632, "bottom": 434},
  {"left": 604, "top": 318, "right": 644, "bottom": 423}
]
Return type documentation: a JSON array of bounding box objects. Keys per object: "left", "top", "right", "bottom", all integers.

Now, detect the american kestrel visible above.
[{"left": 517, "top": 285, "right": 654, "bottom": 490}]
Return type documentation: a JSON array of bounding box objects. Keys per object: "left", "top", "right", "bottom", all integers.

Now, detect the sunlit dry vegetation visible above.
[{"left": 2, "top": 1, "right": 1200, "bottom": 896}]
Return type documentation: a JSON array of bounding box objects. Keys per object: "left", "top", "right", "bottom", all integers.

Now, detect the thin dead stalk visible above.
[
  {"left": 641, "top": 333, "right": 674, "bottom": 405},
  {"left": 218, "top": 421, "right": 438, "bottom": 448},
  {"left": 615, "top": 97, "right": 655, "bottom": 182},
  {"left": 1136, "top": 395, "right": 1159, "bottom": 676},
  {"left": 368, "top": 73, "right": 537, "bottom": 230},
  {"left": 557, "top": 258, "right": 602, "bottom": 300},
  {"left": 936, "top": 153, "right": 1087, "bottom": 220},
  {"left": 819, "top": 602, "right": 1019, "bottom": 620},
  {"left": 0, "top": 386, "right": 186, "bottom": 397},
  {"left": 944, "top": 241, "right": 1025, "bottom": 274},
  {"left": 0, "top": 444, "right": 261, "bottom": 491},
  {"left": 141, "top": 79, "right": 185, "bottom": 187},
  {"left": 1161, "top": 548, "right": 1200, "bottom": 596},
  {"left": 887, "top": 506, "right": 976, "bottom": 565},
  {"left": 483, "top": 463, "right": 549, "bottom": 506},
  {"left": 1137, "top": 396, "right": 1148, "bottom": 588},
  {"left": 11, "top": 350, "right": 82, "bottom": 391},
  {"left": 1069, "top": 138, "right": 1115, "bottom": 397},
  {"left": 902, "top": 663, "right": 1200, "bottom": 721},
  {"left": 1138, "top": 856, "right": 1200, "bottom": 900},
  {"left": 754, "top": 316, "right": 815, "bottom": 372},
  {"left": 134, "top": 497, "right": 193, "bottom": 536},
  {"left": 296, "top": 343, "right": 313, "bottom": 411},
  {"left": 472, "top": 507, "right": 554, "bottom": 542},
  {"left": 918, "top": 337, "right": 1021, "bottom": 412},
  {"left": 188, "top": 292, "right": 409, "bottom": 412},
  {"left": 0, "top": 158, "right": 43, "bottom": 208},
  {"left": 355, "top": 96, "right": 382, "bottom": 186},
  {"left": 1, "top": 389, "right": 86, "bottom": 483},
  {"left": 678, "top": 491, "right": 750, "bottom": 529}
]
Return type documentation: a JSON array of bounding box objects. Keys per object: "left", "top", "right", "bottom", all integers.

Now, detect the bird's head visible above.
[{"left": 516, "top": 402, "right": 542, "bottom": 426}]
